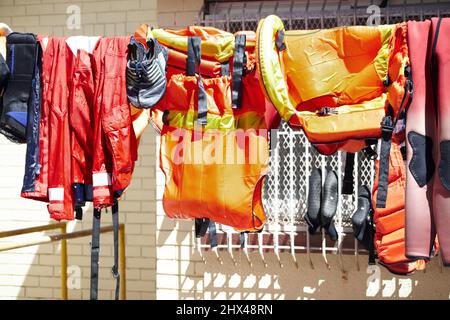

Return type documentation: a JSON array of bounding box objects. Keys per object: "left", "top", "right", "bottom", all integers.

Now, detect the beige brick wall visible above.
[
  {"left": 0, "top": 0, "right": 158, "bottom": 300},
  {"left": 157, "top": 0, "right": 203, "bottom": 28}
]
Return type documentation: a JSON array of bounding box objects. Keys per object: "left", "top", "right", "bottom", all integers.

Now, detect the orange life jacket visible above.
[
  {"left": 157, "top": 35, "right": 270, "bottom": 232},
  {"left": 371, "top": 137, "right": 437, "bottom": 274},
  {"left": 134, "top": 24, "right": 280, "bottom": 134},
  {"left": 256, "top": 15, "right": 410, "bottom": 155}
]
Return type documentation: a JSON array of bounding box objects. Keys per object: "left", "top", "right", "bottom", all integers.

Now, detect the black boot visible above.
[
  {"left": 352, "top": 185, "right": 373, "bottom": 250},
  {"left": 305, "top": 168, "right": 322, "bottom": 234},
  {"left": 321, "top": 170, "right": 338, "bottom": 241}
]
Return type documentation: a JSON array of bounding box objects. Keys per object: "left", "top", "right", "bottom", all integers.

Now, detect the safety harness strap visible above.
[
  {"left": 208, "top": 221, "right": 218, "bottom": 248},
  {"left": 75, "top": 207, "right": 83, "bottom": 220},
  {"left": 231, "top": 34, "right": 246, "bottom": 109},
  {"left": 368, "top": 207, "right": 376, "bottom": 265},
  {"left": 194, "top": 218, "right": 218, "bottom": 248},
  {"left": 111, "top": 201, "right": 120, "bottom": 300},
  {"left": 195, "top": 218, "right": 210, "bottom": 238},
  {"left": 90, "top": 208, "right": 101, "bottom": 300},
  {"left": 239, "top": 232, "right": 246, "bottom": 249},
  {"left": 362, "top": 139, "right": 378, "bottom": 160},
  {"left": 187, "top": 36, "right": 207, "bottom": 125},
  {"left": 376, "top": 110, "right": 394, "bottom": 208},
  {"left": 342, "top": 152, "right": 355, "bottom": 195}
]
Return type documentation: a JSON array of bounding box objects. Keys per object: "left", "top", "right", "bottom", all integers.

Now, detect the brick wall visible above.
[
  {"left": 0, "top": 0, "right": 158, "bottom": 300},
  {"left": 157, "top": 0, "right": 203, "bottom": 28}
]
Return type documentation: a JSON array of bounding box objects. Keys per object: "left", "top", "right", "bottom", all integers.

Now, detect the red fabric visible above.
[
  {"left": 92, "top": 37, "right": 137, "bottom": 209},
  {"left": 46, "top": 38, "right": 75, "bottom": 220},
  {"left": 70, "top": 49, "right": 95, "bottom": 186}
]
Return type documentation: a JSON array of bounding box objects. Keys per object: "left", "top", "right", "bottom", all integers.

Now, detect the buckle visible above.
[
  {"left": 363, "top": 146, "right": 378, "bottom": 160},
  {"left": 318, "top": 106, "right": 338, "bottom": 116},
  {"left": 111, "top": 266, "right": 120, "bottom": 279},
  {"left": 380, "top": 115, "right": 394, "bottom": 131},
  {"left": 404, "top": 65, "right": 411, "bottom": 78}
]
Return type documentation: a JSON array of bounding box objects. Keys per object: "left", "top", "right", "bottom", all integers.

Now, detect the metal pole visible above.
[
  {"left": 0, "top": 223, "right": 126, "bottom": 300},
  {"left": 60, "top": 224, "right": 68, "bottom": 300},
  {"left": 0, "top": 222, "right": 67, "bottom": 238},
  {"left": 119, "top": 224, "right": 126, "bottom": 300}
]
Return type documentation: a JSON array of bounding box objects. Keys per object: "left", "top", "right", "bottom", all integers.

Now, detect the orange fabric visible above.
[
  {"left": 371, "top": 140, "right": 428, "bottom": 274},
  {"left": 258, "top": 19, "right": 409, "bottom": 153},
  {"left": 168, "top": 49, "right": 223, "bottom": 78},
  {"left": 158, "top": 70, "right": 269, "bottom": 231}
]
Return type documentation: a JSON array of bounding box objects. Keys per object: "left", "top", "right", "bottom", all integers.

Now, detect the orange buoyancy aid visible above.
[
  {"left": 371, "top": 137, "right": 436, "bottom": 275},
  {"left": 157, "top": 35, "right": 269, "bottom": 232},
  {"left": 135, "top": 24, "right": 280, "bottom": 134},
  {"left": 256, "top": 15, "right": 410, "bottom": 154}
]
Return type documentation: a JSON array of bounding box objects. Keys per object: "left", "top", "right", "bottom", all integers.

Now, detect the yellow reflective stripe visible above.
[
  {"left": 373, "top": 24, "right": 394, "bottom": 82},
  {"left": 256, "top": 15, "right": 296, "bottom": 122},
  {"left": 166, "top": 110, "right": 267, "bottom": 130},
  {"left": 152, "top": 28, "right": 235, "bottom": 62}
]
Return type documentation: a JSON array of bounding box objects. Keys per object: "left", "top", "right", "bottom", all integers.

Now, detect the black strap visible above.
[
  {"left": 275, "top": 29, "right": 287, "bottom": 51},
  {"left": 342, "top": 152, "right": 355, "bottom": 195},
  {"left": 208, "top": 221, "right": 218, "bottom": 248},
  {"left": 362, "top": 145, "right": 378, "bottom": 160},
  {"left": 90, "top": 208, "right": 101, "bottom": 300},
  {"left": 187, "top": 36, "right": 207, "bottom": 125},
  {"left": 376, "top": 111, "right": 394, "bottom": 208},
  {"left": 231, "top": 34, "right": 246, "bottom": 109},
  {"left": 111, "top": 202, "right": 120, "bottom": 300},
  {"left": 75, "top": 206, "right": 83, "bottom": 220},
  {"left": 368, "top": 207, "right": 376, "bottom": 265},
  {"left": 431, "top": 17, "right": 442, "bottom": 124},
  {"left": 195, "top": 218, "right": 210, "bottom": 238},
  {"left": 239, "top": 232, "right": 246, "bottom": 249},
  {"left": 375, "top": 62, "right": 413, "bottom": 208},
  {"left": 186, "top": 37, "right": 196, "bottom": 76}
]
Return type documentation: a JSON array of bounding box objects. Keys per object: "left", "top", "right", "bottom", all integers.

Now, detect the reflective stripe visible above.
[
  {"left": 93, "top": 172, "right": 112, "bottom": 187},
  {"left": 165, "top": 110, "right": 267, "bottom": 131},
  {"left": 48, "top": 187, "right": 64, "bottom": 201}
]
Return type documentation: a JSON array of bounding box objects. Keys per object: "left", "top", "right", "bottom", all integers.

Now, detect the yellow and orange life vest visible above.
[{"left": 256, "top": 15, "right": 409, "bottom": 155}]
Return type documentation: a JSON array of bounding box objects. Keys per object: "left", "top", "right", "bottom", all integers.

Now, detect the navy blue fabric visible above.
[
  {"left": 6, "top": 111, "right": 27, "bottom": 126},
  {"left": 21, "top": 43, "right": 41, "bottom": 193},
  {"left": 1, "top": 33, "right": 37, "bottom": 143},
  {"left": 0, "top": 53, "right": 9, "bottom": 89},
  {"left": 208, "top": 221, "right": 218, "bottom": 248}
]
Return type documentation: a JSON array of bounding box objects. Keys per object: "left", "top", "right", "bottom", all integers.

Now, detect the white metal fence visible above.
[{"left": 195, "top": 0, "right": 450, "bottom": 270}]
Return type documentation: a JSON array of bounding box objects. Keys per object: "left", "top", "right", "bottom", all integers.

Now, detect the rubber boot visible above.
[
  {"left": 305, "top": 168, "right": 322, "bottom": 234},
  {"left": 321, "top": 170, "right": 338, "bottom": 241},
  {"left": 352, "top": 185, "right": 372, "bottom": 250}
]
